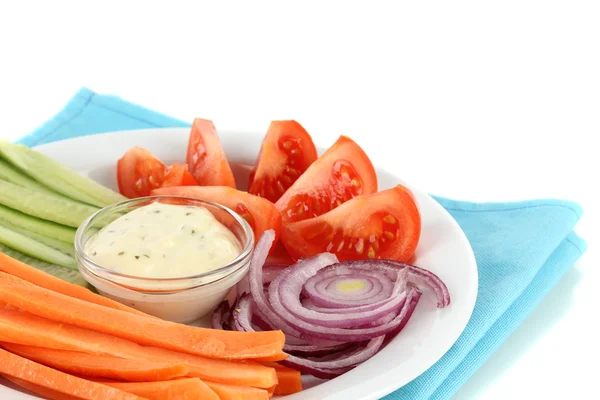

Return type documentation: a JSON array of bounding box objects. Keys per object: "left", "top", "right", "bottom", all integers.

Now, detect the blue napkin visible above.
[{"left": 18, "top": 88, "right": 587, "bottom": 399}]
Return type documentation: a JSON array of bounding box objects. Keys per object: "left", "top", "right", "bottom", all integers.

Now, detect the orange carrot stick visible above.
[
  {"left": 0, "top": 272, "right": 285, "bottom": 360},
  {"left": 204, "top": 381, "right": 270, "bottom": 400},
  {"left": 262, "top": 362, "right": 303, "bottom": 395},
  {"left": 2, "top": 343, "right": 189, "bottom": 382},
  {"left": 0, "top": 252, "right": 152, "bottom": 317},
  {"left": 253, "top": 353, "right": 289, "bottom": 362},
  {"left": 0, "top": 348, "right": 144, "bottom": 399},
  {"left": 0, "top": 308, "right": 278, "bottom": 388},
  {"left": 3, "top": 375, "right": 80, "bottom": 400},
  {"left": 92, "top": 378, "right": 219, "bottom": 400}
]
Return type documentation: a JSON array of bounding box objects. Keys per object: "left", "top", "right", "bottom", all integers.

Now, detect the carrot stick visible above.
[
  {"left": 92, "top": 378, "right": 219, "bottom": 400},
  {"left": 3, "top": 375, "right": 80, "bottom": 400},
  {"left": 253, "top": 353, "right": 289, "bottom": 362},
  {"left": 0, "top": 272, "right": 285, "bottom": 360},
  {"left": 2, "top": 343, "right": 189, "bottom": 382},
  {"left": 0, "top": 348, "right": 144, "bottom": 399},
  {"left": 0, "top": 308, "right": 278, "bottom": 388},
  {"left": 262, "top": 362, "right": 303, "bottom": 395},
  {"left": 204, "top": 381, "right": 270, "bottom": 400},
  {"left": 0, "top": 252, "right": 151, "bottom": 317}
]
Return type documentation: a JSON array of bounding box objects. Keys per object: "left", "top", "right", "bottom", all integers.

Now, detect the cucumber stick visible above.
[
  {"left": 0, "top": 219, "right": 74, "bottom": 257},
  {"left": 0, "top": 226, "right": 77, "bottom": 269},
  {"left": 0, "top": 180, "right": 98, "bottom": 228},
  {"left": 0, "top": 243, "right": 88, "bottom": 287},
  {"left": 0, "top": 140, "right": 126, "bottom": 207},
  {"left": 0, "top": 204, "right": 76, "bottom": 243},
  {"left": 0, "top": 158, "right": 65, "bottom": 197}
]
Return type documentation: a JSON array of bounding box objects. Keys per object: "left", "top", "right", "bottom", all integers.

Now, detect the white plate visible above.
[{"left": 1, "top": 128, "right": 478, "bottom": 400}]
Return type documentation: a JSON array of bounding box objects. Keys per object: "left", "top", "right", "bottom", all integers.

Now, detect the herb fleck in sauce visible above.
[{"left": 85, "top": 202, "right": 241, "bottom": 278}]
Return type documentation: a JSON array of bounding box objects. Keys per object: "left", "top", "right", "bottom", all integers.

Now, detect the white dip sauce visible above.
[{"left": 85, "top": 202, "right": 241, "bottom": 278}]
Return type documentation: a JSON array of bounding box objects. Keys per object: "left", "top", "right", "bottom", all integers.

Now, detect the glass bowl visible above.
[{"left": 75, "top": 195, "right": 254, "bottom": 323}]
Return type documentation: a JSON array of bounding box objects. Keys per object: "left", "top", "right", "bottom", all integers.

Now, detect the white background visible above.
[{"left": 0, "top": 1, "right": 598, "bottom": 398}]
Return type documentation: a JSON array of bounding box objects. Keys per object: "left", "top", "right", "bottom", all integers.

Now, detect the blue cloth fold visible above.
[{"left": 17, "top": 88, "right": 587, "bottom": 399}]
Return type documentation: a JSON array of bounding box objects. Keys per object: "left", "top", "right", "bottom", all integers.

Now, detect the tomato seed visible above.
[
  {"left": 383, "top": 215, "right": 397, "bottom": 224},
  {"left": 384, "top": 231, "right": 395, "bottom": 239},
  {"left": 367, "top": 246, "right": 376, "bottom": 259},
  {"left": 355, "top": 238, "right": 365, "bottom": 253}
]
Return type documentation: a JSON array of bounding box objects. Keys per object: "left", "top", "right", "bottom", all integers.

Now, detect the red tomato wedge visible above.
[
  {"left": 280, "top": 185, "right": 421, "bottom": 262},
  {"left": 186, "top": 118, "right": 236, "bottom": 188},
  {"left": 117, "top": 147, "right": 166, "bottom": 198},
  {"left": 162, "top": 163, "right": 198, "bottom": 188},
  {"left": 248, "top": 120, "right": 318, "bottom": 203},
  {"left": 151, "top": 186, "right": 282, "bottom": 247},
  {"left": 275, "top": 136, "right": 377, "bottom": 225},
  {"left": 117, "top": 148, "right": 198, "bottom": 198}
]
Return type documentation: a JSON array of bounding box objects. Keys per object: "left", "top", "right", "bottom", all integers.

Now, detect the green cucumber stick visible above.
[
  {"left": 0, "top": 180, "right": 98, "bottom": 228},
  {"left": 0, "top": 204, "right": 76, "bottom": 243},
  {"left": 0, "top": 226, "right": 77, "bottom": 269}
]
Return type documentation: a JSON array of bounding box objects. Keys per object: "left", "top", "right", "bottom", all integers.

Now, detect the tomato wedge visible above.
[
  {"left": 280, "top": 185, "right": 421, "bottom": 262},
  {"left": 248, "top": 120, "right": 318, "bottom": 203},
  {"left": 117, "top": 147, "right": 167, "bottom": 198},
  {"left": 162, "top": 163, "right": 198, "bottom": 188},
  {"left": 151, "top": 186, "right": 282, "bottom": 247},
  {"left": 275, "top": 136, "right": 377, "bottom": 225},
  {"left": 186, "top": 118, "right": 236, "bottom": 188}
]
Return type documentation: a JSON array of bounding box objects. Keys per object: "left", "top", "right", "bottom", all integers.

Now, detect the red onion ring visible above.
[
  {"left": 212, "top": 230, "right": 450, "bottom": 379},
  {"left": 211, "top": 301, "right": 229, "bottom": 330},
  {"left": 273, "top": 264, "right": 409, "bottom": 328},
  {"left": 305, "top": 269, "right": 394, "bottom": 307}
]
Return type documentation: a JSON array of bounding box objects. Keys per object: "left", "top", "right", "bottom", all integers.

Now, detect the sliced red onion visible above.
[
  {"left": 279, "top": 335, "right": 384, "bottom": 378},
  {"left": 211, "top": 232, "right": 450, "bottom": 380},
  {"left": 280, "top": 358, "right": 354, "bottom": 380},
  {"left": 274, "top": 263, "right": 408, "bottom": 328},
  {"left": 385, "top": 288, "right": 422, "bottom": 341},
  {"left": 300, "top": 268, "right": 407, "bottom": 313},
  {"left": 232, "top": 294, "right": 254, "bottom": 332},
  {"left": 263, "top": 264, "right": 287, "bottom": 285},
  {"left": 248, "top": 230, "right": 306, "bottom": 338},
  {"left": 211, "top": 301, "right": 229, "bottom": 330},
  {"left": 331, "top": 260, "right": 450, "bottom": 308}
]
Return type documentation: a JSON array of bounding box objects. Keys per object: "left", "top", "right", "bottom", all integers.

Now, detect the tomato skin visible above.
[
  {"left": 248, "top": 120, "right": 318, "bottom": 203},
  {"left": 151, "top": 186, "right": 282, "bottom": 248},
  {"left": 117, "top": 147, "right": 166, "bottom": 198},
  {"left": 186, "top": 118, "right": 236, "bottom": 188},
  {"left": 280, "top": 185, "right": 421, "bottom": 262},
  {"left": 161, "top": 163, "right": 199, "bottom": 188},
  {"left": 275, "top": 136, "right": 377, "bottom": 225}
]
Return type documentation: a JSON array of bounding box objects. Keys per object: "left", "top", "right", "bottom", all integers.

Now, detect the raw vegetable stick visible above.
[
  {"left": 90, "top": 378, "right": 219, "bottom": 400},
  {"left": 0, "top": 218, "right": 75, "bottom": 257},
  {"left": 262, "top": 362, "right": 303, "bottom": 395},
  {"left": 0, "top": 252, "right": 151, "bottom": 316},
  {"left": 0, "top": 179, "right": 99, "bottom": 228},
  {"left": 0, "top": 139, "right": 126, "bottom": 207},
  {"left": 205, "top": 381, "right": 270, "bottom": 400},
  {"left": 253, "top": 353, "right": 289, "bottom": 362},
  {"left": 2, "top": 343, "right": 190, "bottom": 382},
  {"left": 0, "top": 348, "right": 144, "bottom": 399},
  {"left": 0, "top": 204, "right": 76, "bottom": 243},
  {"left": 0, "top": 243, "right": 88, "bottom": 287},
  {"left": 0, "top": 308, "right": 278, "bottom": 388},
  {"left": 0, "top": 158, "right": 67, "bottom": 198},
  {"left": 0, "top": 226, "right": 77, "bottom": 269},
  {"left": 3, "top": 375, "right": 80, "bottom": 400},
  {"left": 0, "top": 272, "right": 286, "bottom": 360}
]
